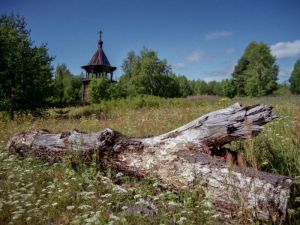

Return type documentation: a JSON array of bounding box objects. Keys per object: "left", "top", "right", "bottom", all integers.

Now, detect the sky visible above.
[{"left": 1, "top": 0, "right": 300, "bottom": 82}]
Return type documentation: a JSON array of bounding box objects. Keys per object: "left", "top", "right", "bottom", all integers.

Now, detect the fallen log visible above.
[{"left": 7, "top": 103, "right": 293, "bottom": 223}]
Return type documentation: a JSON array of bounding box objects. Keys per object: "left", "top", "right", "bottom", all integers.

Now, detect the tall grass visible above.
[{"left": 0, "top": 95, "right": 299, "bottom": 224}]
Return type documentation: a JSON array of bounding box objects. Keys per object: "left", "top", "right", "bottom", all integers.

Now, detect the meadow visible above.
[{"left": 0, "top": 95, "right": 299, "bottom": 225}]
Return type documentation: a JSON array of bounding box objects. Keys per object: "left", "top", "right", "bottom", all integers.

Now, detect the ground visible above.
[{"left": 0, "top": 95, "right": 299, "bottom": 224}]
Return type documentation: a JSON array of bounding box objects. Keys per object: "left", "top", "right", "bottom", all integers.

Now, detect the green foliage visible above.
[
  {"left": 222, "top": 79, "right": 236, "bottom": 98},
  {"left": 107, "top": 82, "right": 127, "bottom": 99},
  {"left": 120, "top": 48, "right": 185, "bottom": 98},
  {"left": 232, "top": 42, "right": 278, "bottom": 97},
  {"left": 53, "top": 64, "right": 82, "bottom": 106},
  {"left": 0, "top": 14, "right": 53, "bottom": 119},
  {"left": 88, "top": 78, "right": 110, "bottom": 103},
  {"left": 289, "top": 59, "right": 300, "bottom": 94},
  {"left": 206, "top": 81, "right": 223, "bottom": 95},
  {"left": 176, "top": 75, "right": 192, "bottom": 97},
  {"left": 189, "top": 80, "right": 209, "bottom": 95},
  {"left": 232, "top": 57, "right": 249, "bottom": 96},
  {"left": 273, "top": 82, "right": 290, "bottom": 95}
]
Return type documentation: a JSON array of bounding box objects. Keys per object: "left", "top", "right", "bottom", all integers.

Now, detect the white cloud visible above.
[
  {"left": 205, "top": 31, "right": 233, "bottom": 41},
  {"left": 187, "top": 51, "right": 204, "bottom": 63},
  {"left": 271, "top": 40, "right": 300, "bottom": 59},
  {"left": 225, "top": 48, "right": 235, "bottom": 55},
  {"left": 173, "top": 50, "right": 204, "bottom": 69},
  {"left": 173, "top": 62, "right": 186, "bottom": 68}
]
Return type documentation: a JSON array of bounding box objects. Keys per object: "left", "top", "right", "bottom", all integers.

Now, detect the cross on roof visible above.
[{"left": 99, "top": 30, "right": 103, "bottom": 40}]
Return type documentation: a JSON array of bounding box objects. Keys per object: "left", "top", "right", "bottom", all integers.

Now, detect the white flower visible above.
[
  {"left": 78, "top": 205, "right": 92, "bottom": 210},
  {"left": 121, "top": 206, "right": 128, "bottom": 210},
  {"left": 115, "top": 172, "right": 123, "bottom": 178},
  {"left": 67, "top": 205, "right": 75, "bottom": 210},
  {"left": 109, "top": 214, "right": 120, "bottom": 221},
  {"left": 134, "top": 194, "right": 141, "bottom": 199},
  {"left": 177, "top": 217, "right": 187, "bottom": 224},
  {"left": 112, "top": 185, "right": 127, "bottom": 193},
  {"left": 52, "top": 202, "right": 58, "bottom": 207},
  {"left": 153, "top": 196, "right": 159, "bottom": 200},
  {"left": 168, "top": 201, "right": 178, "bottom": 207},
  {"left": 12, "top": 213, "right": 21, "bottom": 220},
  {"left": 101, "top": 193, "right": 112, "bottom": 198}
]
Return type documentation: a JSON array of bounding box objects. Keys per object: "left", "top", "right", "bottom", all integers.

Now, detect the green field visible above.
[{"left": 0, "top": 95, "right": 299, "bottom": 224}]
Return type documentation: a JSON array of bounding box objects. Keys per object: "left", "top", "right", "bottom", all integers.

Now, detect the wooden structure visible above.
[
  {"left": 81, "top": 31, "right": 116, "bottom": 103},
  {"left": 7, "top": 103, "right": 293, "bottom": 224}
]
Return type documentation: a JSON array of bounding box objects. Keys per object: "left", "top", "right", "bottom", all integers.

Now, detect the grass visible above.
[{"left": 0, "top": 95, "right": 299, "bottom": 224}]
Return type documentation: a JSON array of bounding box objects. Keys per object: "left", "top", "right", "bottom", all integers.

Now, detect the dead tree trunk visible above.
[{"left": 7, "top": 103, "right": 293, "bottom": 223}]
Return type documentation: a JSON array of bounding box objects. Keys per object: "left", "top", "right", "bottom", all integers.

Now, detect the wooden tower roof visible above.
[{"left": 81, "top": 31, "right": 116, "bottom": 74}]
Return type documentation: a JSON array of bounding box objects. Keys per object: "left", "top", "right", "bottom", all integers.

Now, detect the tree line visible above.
[{"left": 1, "top": 14, "right": 300, "bottom": 119}]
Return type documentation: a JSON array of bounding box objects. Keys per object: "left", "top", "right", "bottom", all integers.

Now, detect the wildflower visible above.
[
  {"left": 177, "top": 217, "right": 187, "bottom": 224},
  {"left": 109, "top": 214, "right": 120, "bottom": 221},
  {"left": 153, "top": 195, "right": 160, "bottom": 200},
  {"left": 121, "top": 206, "right": 128, "bottom": 210},
  {"left": 152, "top": 182, "right": 158, "bottom": 187},
  {"left": 204, "top": 201, "right": 212, "bottom": 208},
  {"left": 134, "top": 194, "right": 141, "bottom": 199},
  {"left": 115, "top": 172, "right": 123, "bottom": 178},
  {"left": 212, "top": 213, "right": 221, "bottom": 218},
  {"left": 67, "top": 205, "right": 75, "bottom": 210},
  {"left": 78, "top": 204, "right": 92, "bottom": 210},
  {"left": 52, "top": 202, "right": 58, "bottom": 207},
  {"left": 25, "top": 203, "right": 32, "bottom": 207},
  {"left": 112, "top": 185, "right": 127, "bottom": 193},
  {"left": 12, "top": 213, "right": 21, "bottom": 220},
  {"left": 168, "top": 201, "right": 178, "bottom": 207},
  {"left": 101, "top": 193, "right": 112, "bottom": 198}
]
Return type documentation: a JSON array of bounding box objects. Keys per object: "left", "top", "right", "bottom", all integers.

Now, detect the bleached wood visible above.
[{"left": 7, "top": 103, "right": 292, "bottom": 223}]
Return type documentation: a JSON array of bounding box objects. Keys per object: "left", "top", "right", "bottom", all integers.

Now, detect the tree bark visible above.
[{"left": 7, "top": 103, "right": 293, "bottom": 224}]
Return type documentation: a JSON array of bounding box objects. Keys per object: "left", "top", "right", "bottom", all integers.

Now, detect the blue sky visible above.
[{"left": 1, "top": 0, "right": 300, "bottom": 82}]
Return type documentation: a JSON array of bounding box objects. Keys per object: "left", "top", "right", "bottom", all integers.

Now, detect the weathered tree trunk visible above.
[{"left": 7, "top": 103, "right": 293, "bottom": 223}]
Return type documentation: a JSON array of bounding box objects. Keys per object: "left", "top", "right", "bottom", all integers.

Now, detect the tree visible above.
[
  {"left": 189, "top": 80, "right": 208, "bottom": 95},
  {"left": 176, "top": 75, "right": 192, "bottom": 97},
  {"left": 0, "top": 14, "right": 53, "bottom": 119},
  {"left": 289, "top": 59, "right": 300, "bottom": 94},
  {"left": 107, "top": 82, "right": 127, "bottom": 99},
  {"left": 222, "top": 79, "right": 236, "bottom": 98},
  {"left": 53, "top": 64, "right": 82, "bottom": 106},
  {"left": 232, "top": 57, "right": 248, "bottom": 96},
  {"left": 120, "top": 48, "right": 180, "bottom": 97},
  {"left": 88, "top": 78, "right": 110, "bottom": 103},
  {"left": 232, "top": 42, "right": 278, "bottom": 97},
  {"left": 121, "top": 51, "right": 138, "bottom": 80},
  {"left": 207, "top": 81, "right": 222, "bottom": 95}
]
